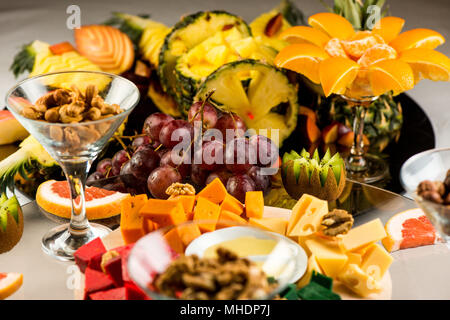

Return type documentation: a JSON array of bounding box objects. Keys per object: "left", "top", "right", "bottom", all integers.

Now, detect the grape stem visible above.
[{"left": 114, "top": 135, "right": 131, "bottom": 160}]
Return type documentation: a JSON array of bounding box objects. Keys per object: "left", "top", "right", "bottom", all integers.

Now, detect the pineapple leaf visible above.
[
  {"left": 103, "top": 12, "right": 151, "bottom": 49},
  {"left": 10, "top": 42, "right": 35, "bottom": 78},
  {"left": 278, "top": 0, "right": 306, "bottom": 26}
]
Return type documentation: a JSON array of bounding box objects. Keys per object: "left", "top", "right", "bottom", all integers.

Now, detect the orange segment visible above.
[
  {"left": 319, "top": 57, "right": 360, "bottom": 97},
  {"left": 369, "top": 59, "right": 414, "bottom": 96},
  {"left": 324, "top": 38, "right": 348, "bottom": 58},
  {"left": 341, "top": 32, "right": 384, "bottom": 59},
  {"left": 358, "top": 43, "right": 397, "bottom": 67},
  {"left": 372, "top": 17, "right": 405, "bottom": 44},
  {"left": 389, "top": 28, "right": 445, "bottom": 52},
  {"left": 399, "top": 48, "right": 450, "bottom": 83},
  {"left": 0, "top": 272, "right": 23, "bottom": 300},
  {"left": 278, "top": 26, "right": 331, "bottom": 47},
  {"left": 274, "top": 43, "right": 329, "bottom": 84},
  {"left": 308, "top": 12, "right": 355, "bottom": 39}
]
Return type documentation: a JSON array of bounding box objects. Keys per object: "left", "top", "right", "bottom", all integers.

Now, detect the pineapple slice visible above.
[{"left": 195, "top": 59, "right": 298, "bottom": 146}]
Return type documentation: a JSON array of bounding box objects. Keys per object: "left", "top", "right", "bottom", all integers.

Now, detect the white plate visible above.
[{"left": 185, "top": 226, "right": 308, "bottom": 284}]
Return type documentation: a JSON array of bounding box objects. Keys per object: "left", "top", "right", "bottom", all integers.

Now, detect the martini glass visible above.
[
  {"left": 339, "top": 75, "right": 388, "bottom": 183},
  {"left": 5, "top": 71, "right": 140, "bottom": 260}
]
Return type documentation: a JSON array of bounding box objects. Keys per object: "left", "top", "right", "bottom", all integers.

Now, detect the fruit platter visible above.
[{"left": 1, "top": 0, "right": 450, "bottom": 303}]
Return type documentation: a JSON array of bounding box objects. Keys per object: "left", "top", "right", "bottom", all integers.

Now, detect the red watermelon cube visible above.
[
  {"left": 103, "top": 255, "right": 123, "bottom": 287},
  {"left": 125, "top": 281, "right": 150, "bottom": 300},
  {"left": 83, "top": 267, "right": 114, "bottom": 300},
  {"left": 89, "top": 287, "right": 129, "bottom": 300},
  {"left": 74, "top": 238, "right": 106, "bottom": 273}
]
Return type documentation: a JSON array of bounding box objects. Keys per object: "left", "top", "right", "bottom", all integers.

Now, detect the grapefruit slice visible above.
[
  {"left": 0, "top": 272, "right": 23, "bottom": 300},
  {"left": 382, "top": 208, "right": 441, "bottom": 252},
  {"left": 36, "top": 180, "right": 130, "bottom": 220}
]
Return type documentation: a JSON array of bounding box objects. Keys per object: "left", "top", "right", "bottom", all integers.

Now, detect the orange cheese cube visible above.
[
  {"left": 139, "top": 199, "right": 186, "bottom": 227},
  {"left": 245, "top": 191, "right": 264, "bottom": 219},
  {"left": 164, "top": 228, "right": 185, "bottom": 254},
  {"left": 120, "top": 194, "right": 148, "bottom": 244},
  {"left": 193, "top": 197, "right": 221, "bottom": 232},
  {"left": 177, "top": 224, "right": 202, "bottom": 246},
  {"left": 217, "top": 210, "right": 247, "bottom": 229},
  {"left": 169, "top": 195, "right": 196, "bottom": 214},
  {"left": 196, "top": 178, "right": 227, "bottom": 204},
  {"left": 220, "top": 193, "right": 244, "bottom": 216},
  {"left": 142, "top": 218, "right": 159, "bottom": 234}
]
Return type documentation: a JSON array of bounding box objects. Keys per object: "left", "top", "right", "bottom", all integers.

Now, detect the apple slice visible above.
[
  {"left": 0, "top": 110, "right": 28, "bottom": 145},
  {"left": 321, "top": 122, "right": 340, "bottom": 144},
  {"left": 337, "top": 131, "right": 370, "bottom": 148},
  {"left": 75, "top": 25, "right": 135, "bottom": 74}
]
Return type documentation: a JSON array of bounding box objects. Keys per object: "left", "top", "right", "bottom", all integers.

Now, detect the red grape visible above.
[
  {"left": 225, "top": 138, "right": 253, "bottom": 173},
  {"left": 190, "top": 163, "right": 209, "bottom": 186},
  {"left": 248, "top": 135, "right": 278, "bottom": 167},
  {"left": 96, "top": 158, "right": 112, "bottom": 177},
  {"left": 247, "top": 166, "right": 271, "bottom": 193},
  {"left": 194, "top": 140, "right": 225, "bottom": 171},
  {"left": 132, "top": 136, "right": 151, "bottom": 152},
  {"left": 215, "top": 113, "right": 246, "bottom": 141},
  {"left": 188, "top": 101, "right": 218, "bottom": 129},
  {"left": 143, "top": 113, "right": 174, "bottom": 142},
  {"left": 111, "top": 150, "right": 130, "bottom": 176},
  {"left": 226, "top": 174, "right": 256, "bottom": 203},
  {"left": 86, "top": 172, "right": 103, "bottom": 185},
  {"left": 159, "top": 119, "right": 194, "bottom": 149},
  {"left": 160, "top": 148, "right": 191, "bottom": 178},
  {"left": 205, "top": 170, "right": 232, "bottom": 186},
  {"left": 120, "top": 160, "right": 146, "bottom": 186},
  {"left": 147, "top": 165, "right": 182, "bottom": 199},
  {"left": 130, "top": 146, "right": 160, "bottom": 179}
]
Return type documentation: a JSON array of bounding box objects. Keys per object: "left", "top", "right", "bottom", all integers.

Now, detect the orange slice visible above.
[
  {"left": 368, "top": 59, "right": 414, "bottom": 96},
  {"left": 324, "top": 38, "right": 348, "bottom": 58},
  {"left": 399, "top": 48, "right": 450, "bottom": 83},
  {"left": 36, "top": 180, "right": 130, "bottom": 220},
  {"left": 274, "top": 43, "right": 329, "bottom": 84},
  {"left": 372, "top": 16, "right": 405, "bottom": 44},
  {"left": 319, "top": 57, "right": 359, "bottom": 97},
  {"left": 341, "top": 32, "right": 384, "bottom": 59},
  {"left": 278, "top": 26, "right": 331, "bottom": 47},
  {"left": 358, "top": 43, "right": 397, "bottom": 67},
  {"left": 389, "top": 28, "right": 445, "bottom": 52},
  {"left": 308, "top": 12, "right": 355, "bottom": 40},
  {"left": 382, "top": 208, "right": 440, "bottom": 252},
  {"left": 0, "top": 272, "right": 23, "bottom": 300}
]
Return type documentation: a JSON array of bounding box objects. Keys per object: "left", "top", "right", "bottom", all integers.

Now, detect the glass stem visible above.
[
  {"left": 60, "top": 159, "right": 92, "bottom": 237},
  {"left": 348, "top": 104, "right": 367, "bottom": 172}
]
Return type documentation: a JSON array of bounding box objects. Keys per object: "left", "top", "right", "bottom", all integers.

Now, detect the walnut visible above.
[
  {"left": 321, "top": 209, "right": 354, "bottom": 236},
  {"left": 49, "top": 126, "right": 64, "bottom": 142},
  {"left": 59, "top": 105, "right": 83, "bottom": 123},
  {"left": 64, "top": 127, "right": 80, "bottom": 146},
  {"left": 84, "top": 84, "right": 98, "bottom": 106},
  {"left": 44, "top": 107, "right": 60, "bottom": 122},
  {"left": 417, "top": 180, "right": 444, "bottom": 204},
  {"left": 166, "top": 182, "right": 195, "bottom": 196},
  {"left": 52, "top": 89, "right": 72, "bottom": 105},
  {"left": 21, "top": 106, "right": 41, "bottom": 120}
]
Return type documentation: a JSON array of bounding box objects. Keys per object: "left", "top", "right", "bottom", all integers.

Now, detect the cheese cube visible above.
[
  {"left": 361, "top": 244, "right": 393, "bottom": 281},
  {"left": 287, "top": 194, "right": 314, "bottom": 235},
  {"left": 288, "top": 196, "right": 328, "bottom": 237},
  {"left": 297, "top": 254, "right": 323, "bottom": 289},
  {"left": 340, "top": 219, "right": 387, "bottom": 252},
  {"left": 338, "top": 264, "right": 382, "bottom": 298},
  {"left": 346, "top": 252, "right": 362, "bottom": 266},
  {"left": 305, "top": 238, "right": 348, "bottom": 278},
  {"left": 248, "top": 217, "right": 288, "bottom": 235}
]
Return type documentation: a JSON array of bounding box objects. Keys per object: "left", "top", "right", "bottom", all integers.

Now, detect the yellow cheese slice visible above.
[
  {"left": 340, "top": 219, "right": 387, "bottom": 252},
  {"left": 287, "top": 194, "right": 314, "bottom": 234},
  {"left": 305, "top": 238, "right": 348, "bottom": 278},
  {"left": 297, "top": 254, "right": 323, "bottom": 288},
  {"left": 288, "top": 196, "right": 328, "bottom": 237},
  {"left": 360, "top": 244, "right": 393, "bottom": 281},
  {"left": 248, "top": 217, "right": 288, "bottom": 235},
  {"left": 346, "top": 252, "right": 362, "bottom": 266},
  {"left": 337, "top": 264, "right": 382, "bottom": 298}
]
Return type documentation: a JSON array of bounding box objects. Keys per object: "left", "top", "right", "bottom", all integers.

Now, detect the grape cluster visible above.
[{"left": 87, "top": 101, "right": 278, "bottom": 201}]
